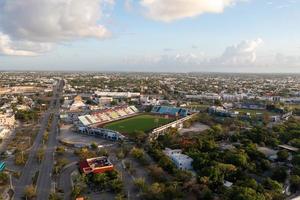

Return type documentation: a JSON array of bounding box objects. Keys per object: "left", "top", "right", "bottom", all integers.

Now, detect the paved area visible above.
[
  {"left": 179, "top": 122, "right": 210, "bottom": 135},
  {"left": 59, "top": 125, "right": 115, "bottom": 147},
  {"left": 36, "top": 80, "right": 64, "bottom": 200},
  {"left": 13, "top": 80, "right": 63, "bottom": 200},
  {"left": 59, "top": 162, "right": 78, "bottom": 200}
]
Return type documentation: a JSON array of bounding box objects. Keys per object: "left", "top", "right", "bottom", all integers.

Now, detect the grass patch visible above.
[{"left": 104, "top": 114, "right": 173, "bottom": 135}]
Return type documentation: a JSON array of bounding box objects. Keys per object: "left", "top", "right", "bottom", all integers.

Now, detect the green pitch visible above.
[{"left": 104, "top": 114, "right": 174, "bottom": 135}]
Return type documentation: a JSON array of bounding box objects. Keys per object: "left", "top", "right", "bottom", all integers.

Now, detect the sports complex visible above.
[
  {"left": 77, "top": 105, "right": 191, "bottom": 138},
  {"left": 103, "top": 114, "right": 174, "bottom": 135}
]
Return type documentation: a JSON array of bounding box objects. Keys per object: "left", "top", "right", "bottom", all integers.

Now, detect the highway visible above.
[
  {"left": 13, "top": 80, "right": 64, "bottom": 200},
  {"left": 36, "top": 80, "right": 64, "bottom": 199}
]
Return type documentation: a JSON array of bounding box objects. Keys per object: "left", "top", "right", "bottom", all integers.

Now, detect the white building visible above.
[
  {"left": 99, "top": 97, "right": 113, "bottom": 105},
  {"left": 70, "top": 95, "right": 86, "bottom": 111},
  {"left": 186, "top": 93, "right": 221, "bottom": 100},
  {"left": 95, "top": 91, "right": 140, "bottom": 98},
  {"left": 0, "top": 113, "right": 15, "bottom": 128},
  {"left": 163, "top": 148, "right": 193, "bottom": 171}
]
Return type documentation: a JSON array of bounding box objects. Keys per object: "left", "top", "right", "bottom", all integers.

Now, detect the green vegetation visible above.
[
  {"left": 0, "top": 172, "right": 9, "bottom": 185},
  {"left": 72, "top": 171, "right": 123, "bottom": 198},
  {"left": 141, "top": 115, "right": 300, "bottom": 200},
  {"left": 15, "top": 110, "right": 38, "bottom": 122},
  {"left": 24, "top": 185, "right": 36, "bottom": 200},
  {"left": 104, "top": 114, "right": 173, "bottom": 135}
]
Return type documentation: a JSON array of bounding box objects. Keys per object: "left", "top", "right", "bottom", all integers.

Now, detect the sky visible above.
[{"left": 0, "top": 0, "right": 300, "bottom": 73}]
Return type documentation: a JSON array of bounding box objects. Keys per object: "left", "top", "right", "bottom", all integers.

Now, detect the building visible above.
[
  {"left": 163, "top": 148, "right": 193, "bottom": 171},
  {"left": 186, "top": 93, "right": 221, "bottom": 100},
  {"left": 208, "top": 106, "right": 238, "bottom": 117},
  {"left": 70, "top": 95, "right": 86, "bottom": 111},
  {"left": 79, "top": 156, "right": 114, "bottom": 174},
  {"left": 151, "top": 106, "right": 188, "bottom": 117},
  {"left": 78, "top": 127, "right": 125, "bottom": 141},
  {"left": 78, "top": 105, "right": 139, "bottom": 127},
  {"left": 0, "top": 114, "right": 15, "bottom": 128},
  {"left": 95, "top": 91, "right": 140, "bottom": 98},
  {"left": 99, "top": 97, "right": 113, "bottom": 105}
]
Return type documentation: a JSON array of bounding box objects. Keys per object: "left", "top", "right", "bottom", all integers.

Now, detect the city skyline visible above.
[{"left": 0, "top": 0, "right": 300, "bottom": 73}]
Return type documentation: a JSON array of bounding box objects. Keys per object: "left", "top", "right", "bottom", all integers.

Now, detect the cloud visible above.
[
  {"left": 0, "top": 33, "right": 52, "bottom": 56},
  {"left": 140, "top": 0, "right": 241, "bottom": 22},
  {"left": 213, "top": 38, "right": 263, "bottom": 65},
  {"left": 124, "top": 38, "right": 263, "bottom": 68},
  {"left": 125, "top": 0, "right": 134, "bottom": 11},
  {"left": 0, "top": 0, "right": 113, "bottom": 56}
]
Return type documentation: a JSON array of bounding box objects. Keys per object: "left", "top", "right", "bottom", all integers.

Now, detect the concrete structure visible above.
[
  {"left": 208, "top": 106, "right": 238, "bottom": 117},
  {"left": 78, "top": 126, "right": 125, "bottom": 141},
  {"left": 79, "top": 156, "right": 114, "bottom": 174},
  {"left": 70, "top": 95, "right": 86, "bottom": 111},
  {"left": 278, "top": 145, "right": 299, "bottom": 153},
  {"left": 163, "top": 148, "right": 193, "bottom": 170},
  {"left": 99, "top": 97, "right": 113, "bottom": 105},
  {"left": 150, "top": 113, "right": 197, "bottom": 141},
  {"left": 95, "top": 91, "right": 140, "bottom": 98},
  {"left": 0, "top": 114, "right": 15, "bottom": 128},
  {"left": 78, "top": 105, "right": 139, "bottom": 126},
  {"left": 186, "top": 93, "right": 221, "bottom": 100},
  {"left": 151, "top": 106, "right": 188, "bottom": 117}
]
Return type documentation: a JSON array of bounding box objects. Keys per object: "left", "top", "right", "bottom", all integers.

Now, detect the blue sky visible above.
[{"left": 0, "top": 0, "right": 300, "bottom": 72}]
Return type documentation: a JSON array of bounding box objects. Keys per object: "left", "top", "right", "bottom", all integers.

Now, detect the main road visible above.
[{"left": 13, "top": 79, "right": 64, "bottom": 200}]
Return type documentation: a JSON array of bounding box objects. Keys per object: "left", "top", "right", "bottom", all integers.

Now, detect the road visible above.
[
  {"left": 59, "top": 162, "right": 78, "bottom": 200},
  {"left": 36, "top": 80, "right": 64, "bottom": 199},
  {"left": 13, "top": 80, "right": 63, "bottom": 200}
]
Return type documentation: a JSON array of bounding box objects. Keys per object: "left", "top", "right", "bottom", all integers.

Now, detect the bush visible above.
[{"left": 0, "top": 172, "right": 9, "bottom": 185}]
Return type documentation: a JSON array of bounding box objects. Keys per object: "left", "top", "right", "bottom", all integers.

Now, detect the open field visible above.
[{"left": 104, "top": 114, "right": 174, "bottom": 135}]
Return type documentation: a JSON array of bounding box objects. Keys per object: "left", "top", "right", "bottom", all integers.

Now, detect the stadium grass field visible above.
[{"left": 104, "top": 114, "right": 174, "bottom": 135}]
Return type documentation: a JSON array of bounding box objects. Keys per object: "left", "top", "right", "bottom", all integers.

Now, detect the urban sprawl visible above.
[{"left": 0, "top": 72, "right": 299, "bottom": 200}]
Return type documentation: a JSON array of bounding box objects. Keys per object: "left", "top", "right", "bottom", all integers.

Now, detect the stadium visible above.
[
  {"left": 77, "top": 105, "right": 190, "bottom": 137},
  {"left": 78, "top": 105, "right": 139, "bottom": 127}
]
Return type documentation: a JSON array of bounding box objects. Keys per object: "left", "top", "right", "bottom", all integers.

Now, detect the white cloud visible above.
[
  {"left": 140, "top": 0, "right": 241, "bottom": 22},
  {"left": 213, "top": 38, "right": 263, "bottom": 65},
  {"left": 124, "top": 38, "right": 263, "bottom": 69},
  {"left": 0, "top": 33, "right": 52, "bottom": 56},
  {"left": 0, "top": 0, "right": 112, "bottom": 56}
]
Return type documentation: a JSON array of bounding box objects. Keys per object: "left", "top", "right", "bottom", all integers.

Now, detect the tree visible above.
[
  {"left": 290, "top": 175, "right": 300, "bottom": 193},
  {"left": 130, "top": 147, "right": 145, "bottom": 161},
  {"left": 228, "top": 186, "right": 265, "bottom": 200},
  {"left": 271, "top": 167, "right": 288, "bottom": 183},
  {"left": 71, "top": 186, "right": 82, "bottom": 198},
  {"left": 36, "top": 148, "right": 45, "bottom": 163},
  {"left": 224, "top": 151, "right": 248, "bottom": 168},
  {"left": 277, "top": 150, "right": 289, "bottom": 161},
  {"left": 15, "top": 151, "right": 26, "bottom": 166},
  {"left": 115, "top": 193, "right": 126, "bottom": 200},
  {"left": 56, "top": 146, "right": 65, "bottom": 155},
  {"left": 144, "top": 182, "right": 165, "bottom": 200},
  {"left": 109, "top": 178, "right": 123, "bottom": 193},
  {"left": 263, "top": 178, "right": 283, "bottom": 193},
  {"left": 292, "top": 154, "right": 300, "bottom": 166},
  {"left": 0, "top": 172, "right": 9, "bottom": 185},
  {"left": 49, "top": 193, "right": 62, "bottom": 200},
  {"left": 148, "top": 165, "right": 166, "bottom": 182},
  {"left": 133, "top": 178, "right": 146, "bottom": 192},
  {"left": 43, "top": 132, "right": 49, "bottom": 144},
  {"left": 91, "top": 173, "right": 109, "bottom": 189},
  {"left": 24, "top": 185, "right": 36, "bottom": 200},
  {"left": 91, "top": 142, "right": 98, "bottom": 150}
]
